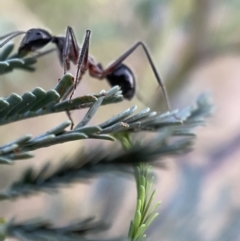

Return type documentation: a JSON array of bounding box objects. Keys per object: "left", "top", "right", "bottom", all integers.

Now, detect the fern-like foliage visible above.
[
  {"left": 0, "top": 128, "right": 191, "bottom": 200},
  {"left": 0, "top": 44, "right": 55, "bottom": 75},
  {"left": 0, "top": 74, "right": 122, "bottom": 126},
  {"left": 0, "top": 93, "right": 212, "bottom": 200},
  {"left": 0, "top": 87, "right": 211, "bottom": 165},
  {"left": 0, "top": 217, "right": 130, "bottom": 241},
  {"left": 129, "top": 164, "right": 161, "bottom": 240},
  {"left": 0, "top": 42, "right": 213, "bottom": 241}
]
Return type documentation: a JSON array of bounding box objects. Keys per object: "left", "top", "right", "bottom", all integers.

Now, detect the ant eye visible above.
[{"left": 36, "top": 32, "right": 41, "bottom": 36}]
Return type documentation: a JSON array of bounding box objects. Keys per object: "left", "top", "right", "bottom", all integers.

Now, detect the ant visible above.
[{"left": 0, "top": 26, "right": 180, "bottom": 125}]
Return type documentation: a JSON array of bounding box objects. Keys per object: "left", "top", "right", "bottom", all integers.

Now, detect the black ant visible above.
[{"left": 0, "top": 27, "right": 180, "bottom": 125}]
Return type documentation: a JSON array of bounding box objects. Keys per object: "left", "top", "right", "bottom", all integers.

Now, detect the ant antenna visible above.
[{"left": 0, "top": 31, "right": 26, "bottom": 48}]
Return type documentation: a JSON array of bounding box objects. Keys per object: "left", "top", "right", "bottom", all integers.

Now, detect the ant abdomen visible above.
[{"left": 106, "top": 64, "right": 135, "bottom": 100}]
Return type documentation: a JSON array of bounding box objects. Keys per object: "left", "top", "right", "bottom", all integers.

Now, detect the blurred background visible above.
[{"left": 0, "top": 0, "right": 240, "bottom": 240}]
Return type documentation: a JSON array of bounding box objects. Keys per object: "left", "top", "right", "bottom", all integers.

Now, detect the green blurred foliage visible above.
[{"left": 1, "top": 1, "right": 240, "bottom": 240}]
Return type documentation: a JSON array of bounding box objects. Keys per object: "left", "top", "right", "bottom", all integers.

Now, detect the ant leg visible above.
[
  {"left": 62, "top": 27, "right": 71, "bottom": 74},
  {"left": 64, "top": 29, "right": 91, "bottom": 130},
  {"left": 0, "top": 31, "right": 26, "bottom": 48},
  {"left": 61, "top": 26, "right": 79, "bottom": 129},
  {"left": 66, "top": 109, "right": 75, "bottom": 130},
  {"left": 62, "top": 26, "right": 80, "bottom": 74},
  {"left": 67, "top": 26, "right": 80, "bottom": 63},
  {"left": 61, "top": 29, "right": 90, "bottom": 100},
  {"left": 69, "top": 29, "right": 91, "bottom": 100},
  {"left": 102, "top": 42, "right": 180, "bottom": 120}
]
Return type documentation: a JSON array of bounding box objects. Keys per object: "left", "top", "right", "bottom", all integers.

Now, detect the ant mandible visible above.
[{"left": 0, "top": 26, "right": 178, "bottom": 119}]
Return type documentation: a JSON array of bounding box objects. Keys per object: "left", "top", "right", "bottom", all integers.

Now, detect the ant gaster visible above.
[{"left": 0, "top": 26, "right": 178, "bottom": 119}]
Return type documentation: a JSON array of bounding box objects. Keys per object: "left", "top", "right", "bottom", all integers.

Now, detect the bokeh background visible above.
[{"left": 0, "top": 0, "right": 240, "bottom": 240}]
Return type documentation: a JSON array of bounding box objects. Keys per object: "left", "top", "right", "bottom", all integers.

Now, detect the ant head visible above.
[
  {"left": 106, "top": 64, "right": 135, "bottom": 100},
  {"left": 18, "top": 28, "right": 52, "bottom": 56}
]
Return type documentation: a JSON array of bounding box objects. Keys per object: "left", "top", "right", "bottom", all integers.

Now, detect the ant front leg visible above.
[
  {"left": 70, "top": 29, "right": 91, "bottom": 100},
  {"left": 0, "top": 31, "right": 26, "bottom": 48},
  {"left": 62, "top": 26, "right": 80, "bottom": 74},
  {"left": 58, "top": 26, "right": 80, "bottom": 130},
  {"left": 61, "top": 28, "right": 91, "bottom": 100},
  {"left": 63, "top": 27, "right": 91, "bottom": 130}
]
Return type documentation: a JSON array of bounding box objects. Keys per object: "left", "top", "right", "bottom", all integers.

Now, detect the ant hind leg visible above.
[{"left": 101, "top": 41, "right": 181, "bottom": 121}]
